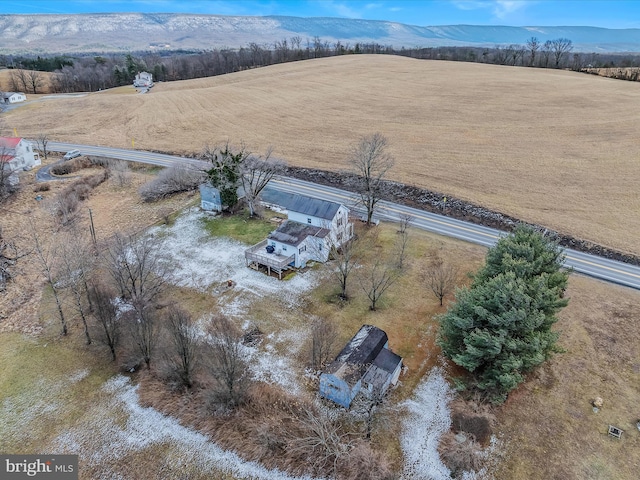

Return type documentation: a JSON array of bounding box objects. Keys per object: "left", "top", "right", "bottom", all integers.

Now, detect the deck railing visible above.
[{"left": 245, "top": 240, "right": 296, "bottom": 275}]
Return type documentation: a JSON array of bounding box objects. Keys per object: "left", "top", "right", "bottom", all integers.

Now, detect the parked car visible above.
[{"left": 63, "top": 149, "right": 81, "bottom": 160}]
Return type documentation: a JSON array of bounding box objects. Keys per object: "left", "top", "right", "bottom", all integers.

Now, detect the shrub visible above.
[
  {"left": 139, "top": 165, "right": 204, "bottom": 202},
  {"left": 438, "top": 431, "right": 485, "bottom": 478}
]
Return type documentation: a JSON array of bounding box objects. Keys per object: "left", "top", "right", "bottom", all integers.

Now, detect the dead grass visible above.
[
  {"left": 2, "top": 152, "right": 640, "bottom": 478},
  {"left": 493, "top": 275, "right": 640, "bottom": 480},
  {"left": 4, "top": 55, "right": 640, "bottom": 255}
]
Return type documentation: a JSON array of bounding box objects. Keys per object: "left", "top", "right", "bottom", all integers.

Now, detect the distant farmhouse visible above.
[
  {"left": 0, "top": 92, "right": 26, "bottom": 104},
  {"left": 133, "top": 72, "right": 153, "bottom": 88},
  {"left": 0, "top": 137, "right": 41, "bottom": 185},
  {"left": 245, "top": 194, "right": 353, "bottom": 279},
  {"left": 319, "top": 325, "right": 403, "bottom": 409}
]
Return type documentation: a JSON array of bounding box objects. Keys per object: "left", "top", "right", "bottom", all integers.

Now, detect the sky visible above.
[{"left": 1, "top": 0, "right": 639, "bottom": 29}]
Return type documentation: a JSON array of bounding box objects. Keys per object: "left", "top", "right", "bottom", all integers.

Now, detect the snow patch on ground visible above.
[
  {"left": 149, "top": 210, "right": 322, "bottom": 316},
  {"left": 0, "top": 369, "right": 88, "bottom": 447},
  {"left": 52, "top": 375, "right": 322, "bottom": 480},
  {"left": 400, "top": 367, "right": 453, "bottom": 480}
]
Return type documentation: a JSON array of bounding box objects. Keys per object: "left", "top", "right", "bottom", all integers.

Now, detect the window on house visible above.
[
  {"left": 337, "top": 232, "right": 342, "bottom": 242},
  {"left": 307, "top": 218, "right": 311, "bottom": 224},
  {"left": 337, "top": 217, "right": 343, "bottom": 226},
  {"left": 282, "top": 246, "right": 287, "bottom": 251},
  {"left": 299, "top": 245, "right": 306, "bottom": 254}
]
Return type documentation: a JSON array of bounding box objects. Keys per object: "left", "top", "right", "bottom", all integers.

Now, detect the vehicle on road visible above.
[{"left": 63, "top": 149, "right": 81, "bottom": 160}]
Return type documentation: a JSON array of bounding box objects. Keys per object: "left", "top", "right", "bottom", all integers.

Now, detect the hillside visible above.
[
  {"left": 5, "top": 55, "right": 640, "bottom": 256},
  {"left": 0, "top": 13, "right": 640, "bottom": 54}
]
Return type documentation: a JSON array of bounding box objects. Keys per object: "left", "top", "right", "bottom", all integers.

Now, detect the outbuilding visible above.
[
  {"left": 1, "top": 92, "right": 26, "bottom": 104},
  {"left": 319, "top": 325, "right": 402, "bottom": 408}
]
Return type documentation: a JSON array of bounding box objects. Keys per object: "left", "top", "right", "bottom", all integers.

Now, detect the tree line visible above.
[{"left": 3, "top": 35, "right": 640, "bottom": 94}]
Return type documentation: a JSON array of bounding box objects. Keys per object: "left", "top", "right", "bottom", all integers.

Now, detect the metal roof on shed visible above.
[
  {"left": 325, "top": 325, "right": 388, "bottom": 384},
  {"left": 286, "top": 194, "right": 342, "bottom": 220}
]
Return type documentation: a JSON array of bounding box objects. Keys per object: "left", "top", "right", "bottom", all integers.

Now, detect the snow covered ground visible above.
[{"left": 52, "top": 375, "right": 323, "bottom": 480}]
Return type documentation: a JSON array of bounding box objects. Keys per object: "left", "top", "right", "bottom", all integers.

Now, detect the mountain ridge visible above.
[{"left": 1, "top": 13, "right": 639, "bottom": 54}]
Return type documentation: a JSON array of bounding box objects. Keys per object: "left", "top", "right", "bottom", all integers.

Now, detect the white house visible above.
[
  {"left": 0, "top": 137, "right": 42, "bottom": 184},
  {"left": 1, "top": 92, "right": 26, "bottom": 104},
  {"left": 245, "top": 194, "right": 353, "bottom": 278},
  {"left": 133, "top": 72, "right": 153, "bottom": 88}
]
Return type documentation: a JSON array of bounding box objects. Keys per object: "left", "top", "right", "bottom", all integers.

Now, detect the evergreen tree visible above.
[{"left": 437, "top": 225, "right": 569, "bottom": 403}]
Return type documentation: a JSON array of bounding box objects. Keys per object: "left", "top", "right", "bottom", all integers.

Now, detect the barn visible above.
[{"left": 319, "top": 325, "right": 402, "bottom": 408}]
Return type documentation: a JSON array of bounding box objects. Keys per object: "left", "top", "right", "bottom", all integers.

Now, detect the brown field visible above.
[
  {"left": 3, "top": 55, "right": 640, "bottom": 257},
  {"left": 0, "top": 69, "right": 57, "bottom": 94}
]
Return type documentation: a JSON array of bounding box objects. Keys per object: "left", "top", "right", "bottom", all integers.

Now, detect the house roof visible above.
[
  {"left": 268, "top": 220, "right": 329, "bottom": 247},
  {"left": 325, "top": 325, "right": 388, "bottom": 385},
  {"left": 362, "top": 348, "right": 403, "bottom": 393},
  {"left": 0, "top": 137, "right": 21, "bottom": 149},
  {"left": 286, "top": 194, "right": 343, "bottom": 220}
]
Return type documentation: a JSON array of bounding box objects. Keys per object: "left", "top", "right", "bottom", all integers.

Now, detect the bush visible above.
[
  {"left": 139, "top": 165, "right": 204, "bottom": 202},
  {"left": 51, "top": 172, "right": 109, "bottom": 224},
  {"left": 33, "top": 183, "right": 50, "bottom": 192},
  {"left": 438, "top": 431, "right": 485, "bottom": 478}
]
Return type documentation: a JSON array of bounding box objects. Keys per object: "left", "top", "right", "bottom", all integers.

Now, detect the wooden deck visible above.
[{"left": 245, "top": 240, "right": 296, "bottom": 280}]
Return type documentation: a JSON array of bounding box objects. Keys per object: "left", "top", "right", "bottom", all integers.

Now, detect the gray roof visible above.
[
  {"left": 362, "top": 348, "right": 403, "bottom": 393},
  {"left": 286, "top": 194, "right": 342, "bottom": 220},
  {"left": 268, "top": 220, "right": 329, "bottom": 246},
  {"left": 325, "top": 325, "right": 388, "bottom": 385}
]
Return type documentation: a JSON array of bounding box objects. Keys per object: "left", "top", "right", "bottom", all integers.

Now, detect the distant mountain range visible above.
[{"left": 1, "top": 13, "right": 639, "bottom": 55}]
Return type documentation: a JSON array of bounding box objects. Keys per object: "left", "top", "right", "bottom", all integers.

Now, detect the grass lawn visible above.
[{"left": 201, "top": 210, "right": 280, "bottom": 245}]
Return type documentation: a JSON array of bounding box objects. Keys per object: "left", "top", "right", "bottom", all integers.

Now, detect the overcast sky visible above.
[{"left": 2, "top": 1, "right": 639, "bottom": 29}]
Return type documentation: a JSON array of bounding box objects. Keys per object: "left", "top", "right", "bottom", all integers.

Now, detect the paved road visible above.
[{"left": 44, "top": 141, "right": 640, "bottom": 290}]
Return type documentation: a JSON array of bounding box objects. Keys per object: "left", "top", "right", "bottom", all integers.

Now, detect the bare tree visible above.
[
  {"left": 105, "top": 232, "right": 169, "bottom": 308},
  {"left": 163, "top": 305, "right": 199, "bottom": 389},
  {"left": 26, "top": 70, "right": 43, "bottom": 94},
  {"left": 58, "top": 233, "right": 95, "bottom": 344},
  {"left": 425, "top": 255, "right": 458, "bottom": 306},
  {"left": 109, "top": 160, "right": 131, "bottom": 187},
  {"left": 309, "top": 317, "right": 338, "bottom": 371},
  {"left": 0, "top": 147, "right": 19, "bottom": 201},
  {"left": 10, "top": 69, "right": 28, "bottom": 92},
  {"left": 349, "top": 133, "right": 394, "bottom": 226},
  {"left": 551, "top": 38, "right": 573, "bottom": 68},
  {"left": 526, "top": 37, "right": 540, "bottom": 66},
  {"left": 288, "top": 407, "right": 355, "bottom": 475},
  {"left": 541, "top": 40, "right": 553, "bottom": 68},
  {"left": 395, "top": 214, "right": 412, "bottom": 269},
  {"left": 125, "top": 302, "right": 159, "bottom": 369},
  {"left": 35, "top": 133, "right": 50, "bottom": 160},
  {"left": 205, "top": 314, "right": 250, "bottom": 411},
  {"left": 0, "top": 226, "right": 28, "bottom": 292},
  {"left": 359, "top": 258, "right": 399, "bottom": 311},
  {"left": 89, "top": 282, "right": 120, "bottom": 361},
  {"left": 331, "top": 237, "right": 359, "bottom": 300},
  {"left": 240, "top": 148, "right": 285, "bottom": 217},
  {"left": 30, "top": 222, "right": 67, "bottom": 335}
]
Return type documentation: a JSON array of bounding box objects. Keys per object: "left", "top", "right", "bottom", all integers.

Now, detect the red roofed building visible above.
[{"left": 0, "top": 137, "right": 41, "bottom": 185}]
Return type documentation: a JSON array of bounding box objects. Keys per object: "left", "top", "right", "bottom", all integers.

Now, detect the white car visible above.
[{"left": 63, "top": 149, "right": 81, "bottom": 160}]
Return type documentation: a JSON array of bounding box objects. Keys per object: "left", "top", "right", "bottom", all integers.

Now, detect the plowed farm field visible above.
[{"left": 5, "top": 55, "right": 640, "bottom": 255}]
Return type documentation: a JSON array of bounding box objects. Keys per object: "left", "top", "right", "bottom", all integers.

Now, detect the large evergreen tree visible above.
[{"left": 437, "top": 225, "right": 569, "bottom": 402}]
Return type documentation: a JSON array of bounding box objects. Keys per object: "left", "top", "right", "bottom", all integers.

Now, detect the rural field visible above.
[
  {"left": 0, "top": 157, "right": 639, "bottom": 479},
  {"left": 3, "top": 55, "right": 640, "bottom": 257}
]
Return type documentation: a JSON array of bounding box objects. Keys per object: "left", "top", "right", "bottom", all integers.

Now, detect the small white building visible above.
[
  {"left": 245, "top": 194, "right": 353, "bottom": 278},
  {"left": 0, "top": 92, "right": 26, "bottom": 104},
  {"left": 133, "top": 72, "right": 153, "bottom": 88},
  {"left": 0, "top": 137, "right": 41, "bottom": 184}
]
